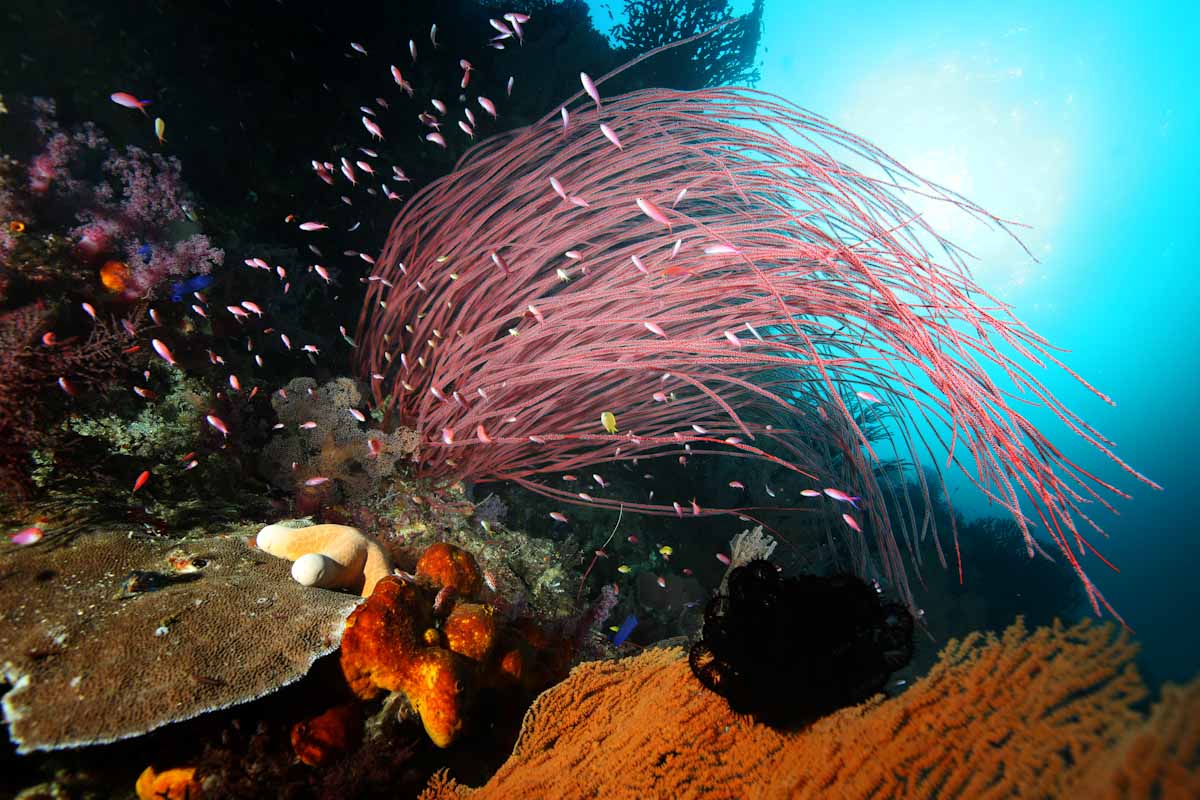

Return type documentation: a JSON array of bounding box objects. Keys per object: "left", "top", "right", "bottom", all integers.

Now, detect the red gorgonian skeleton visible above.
[{"left": 354, "top": 59, "right": 1159, "bottom": 615}]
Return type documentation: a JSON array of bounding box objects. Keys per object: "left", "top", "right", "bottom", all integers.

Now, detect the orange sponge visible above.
[
  {"left": 340, "top": 576, "right": 473, "bottom": 747},
  {"left": 416, "top": 542, "right": 482, "bottom": 597}
]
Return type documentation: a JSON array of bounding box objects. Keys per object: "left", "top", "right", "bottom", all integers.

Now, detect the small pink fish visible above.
[
  {"left": 824, "top": 488, "right": 861, "bottom": 508},
  {"left": 842, "top": 513, "right": 862, "bottom": 533},
  {"left": 491, "top": 251, "right": 511, "bottom": 274},
  {"left": 631, "top": 254, "right": 649, "bottom": 274},
  {"left": 580, "top": 72, "right": 601, "bottom": 108},
  {"left": 280, "top": 333, "right": 292, "bottom": 350},
  {"left": 716, "top": 552, "right": 731, "bottom": 566},
  {"left": 549, "top": 176, "right": 567, "bottom": 201},
  {"left": 800, "top": 489, "right": 821, "bottom": 497},
  {"left": 425, "top": 132, "right": 447, "bottom": 148},
  {"left": 475, "top": 423, "right": 493, "bottom": 443},
  {"left": 133, "top": 386, "right": 157, "bottom": 400},
  {"left": 349, "top": 408, "right": 367, "bottom": 422},
  {"left": 151, "top": 338, "right": 177, "bottom": 366},
  {"left": 506, "top": 75, "right": 514, "bottom": 96},
  {"left": 110, "top": 92, "right": 152, "bottom": 115},
  {"left": 691, "top": 424, "right": 708, "bottom": 434},
  {"left": 206, "top": 414, "right": 229, "bottom": 437},
  {"left": 478, "top": 95, "right": 497, "bottom": 118},
  {"left": 644, "top": 321, "right": 666, "bottom": 337},
  {"left": 432, "top": 585, "right": 457, "bottom": 615},
  {"left": 81, "top": 302, "right": 97, "bottom": 321},
  {"left": 652, "top": 391, "right": 667, "bottom": 402},
  {"left": 191, "top": 304, "right": 208, "bottom": 318},
  {"left": 228, "top": 374, "right": 241, "bottom": 391},
  {"left": 635, "top": 197, "right": 670, "bottom": 229},
  {"left": 764, "top": 483, "right": 777, "bottom": 498},
  {"left": 599, "top": 123, "right": 622, "bottom": 150},
  {"left": 41, "top": 331, "right": 57, "bottom": 346},
  {"left": 241, "top": 300, "right": 264, "bottom": 317},
  {"left": 656, "top": 576, "right": 667, "bottom": 589},
  {"left": 9, "top": 526, "right": 44, "bottom": 546},
  {"left": 691, "top": 499, "right": 701, "bottom": 515},
  {"left": 441, "top": 427, "right": 455, "bottom": 445},
  {"left": 549, "top": 511, "right": 568, "bottom": 523},
  {"left": 299, "top": 421, "right": 318, "bottom": 430},
  {"left": 314, "top": 265, "right": 332, "bottom": 283},
  {"left": 856, "top": 390, "right": 883, "bottom": 404},
  {"left": 367, "top": 439, "right": 383, "bottom": 457},
  {"left": 592, "top": 474, "right": 607, "bottom": 487},
  {"left": 350, "top": 41, "right": 367, "bottom": 55},
  {"left": 673, "top": 501, "right": 683, "bottom": 518},
  {"left": 226, "top": 305, "right": 249, "bottom": 321},
  {"left": 729, "top": 481, "right": 745, "bottom": 489},
  {"left": 527, "top": 304, "right": 544, "bottom": 323},
  {"left": 301, "top": 344, "right": 320, "bottom": 355},
  {"left": 579, "top": 492, "right": 594, "bottom": 501},
  {"left": 704, "top": 244, "right": 739, "bottom": 255},
  {"left": 305, "top": 476, "right": 331, "bottom": 486},
  {"left": 458, "top": 120, "right": 474, "bottom": 138},
  {"left": 363, "top": 116, "right": 385, "bottom": 140},
  {"left": 299, "top": 222, "right": 328, "bottom": 231},
  {"left": 560, "top": 106, "right": 569, "bottom": 133},
  {"left": 133, "top": 470, "right": 151, "bottom": 493},
  {"left": 724, "top": 330, "right": 742, "bottom": 348}
]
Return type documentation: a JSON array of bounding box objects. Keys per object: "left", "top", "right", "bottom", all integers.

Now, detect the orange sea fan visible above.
[{"left": 419, "top": 617, "right": 1199, "bottom": 799}]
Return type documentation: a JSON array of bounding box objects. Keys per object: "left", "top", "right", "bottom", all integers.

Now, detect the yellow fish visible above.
[
  {"left": 659, "top": 545, "right": 673, "bottom": 556},
  {"left": 617, "top": 565, "right": 631, "bottom": 574},
  {"left": 601, "top": 411, "right": 618, "bottom": 434},
  {"left": 154, "top": 117, "right": 166, "bottom": 144}
]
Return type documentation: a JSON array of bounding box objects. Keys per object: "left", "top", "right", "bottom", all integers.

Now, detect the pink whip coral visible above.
[{"left": 355, "top": 55, "right": 1158, "bottom": 612}]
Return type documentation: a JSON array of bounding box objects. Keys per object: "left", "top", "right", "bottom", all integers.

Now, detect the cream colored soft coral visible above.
[{"left": 257, "top": 523, "right": 393, "bottom": 597}]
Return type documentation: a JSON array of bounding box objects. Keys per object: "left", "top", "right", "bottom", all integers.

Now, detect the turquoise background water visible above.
[{"left": 596, "top": 0, "right": 1200, "bottom": 683}]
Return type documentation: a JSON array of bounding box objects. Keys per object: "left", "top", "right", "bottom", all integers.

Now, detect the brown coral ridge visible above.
[
  {"left": 0, "top": 527, "right": 360, "bottom": 753},
  {"left": 419, "top": 618, "right": 1200, "bottom": 799},
  {"left": 340, "top": 543, "right": 571, "bottom": 749}
]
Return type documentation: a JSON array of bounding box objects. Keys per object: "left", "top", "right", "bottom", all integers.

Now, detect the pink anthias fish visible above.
[
  {"left": 824, "top": 488, "right": 861, "bottom": 508},
  {"left": 856, "top": 390, "right": 884, "bottom": 404},
  {"left": 477, "top": 96, "right": 497, "bottom": 119},
  {"left": 9, "top": 526, "right": 44, "bottom": 546},
  {"left": 206, "top": 414, "right": 230, "bottom": 437},
  {"left": 580, "top": 72, "right": 601, "bottom": 109},
  {"left": 298, "top": 221, "right": 328, "bottom": 231},
  {"left": 800, "top": 489, "right": 822, "bottom": 497},
  {"left": 635, "top": 197, "right": 670, "bottom": 229},
  {"left": 599, "top": 123, "right": 622, "bottom": 150},
  {"left": 842, "top": 513, "right": 862, "bottom": 533},
  {"left": 549, "top": 511, "right": 568, "bottom": 523},
  {"left": 151, "top": 338, "right": 177, "bottom": 366},
  {"left": 110, "top": 92, "right": 152, "bottom": 115}
]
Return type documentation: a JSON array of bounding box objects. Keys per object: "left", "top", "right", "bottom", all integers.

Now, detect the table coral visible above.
[
  {"left": 419, "top": 618, "right": 1200, "bottom": 799},
  {"left": 0, "top": 526, "right": 358, "bottom": 753},
  {"left": 257, "top": 522, "right": 393, "bottom": 597}
]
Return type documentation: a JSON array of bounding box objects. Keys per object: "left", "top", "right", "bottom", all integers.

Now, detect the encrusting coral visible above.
[
  {"left": 419, "top": 618, "right": 1200, "bottom": 799},
  {"left": 257, "top": 522, "right": 393, "bottom": 597},
  {"left": 135, "top": 765, "right": 203, "bottom": 800},
  {"left": 0, "top": 526, "right": 359, "bottom": 753}
]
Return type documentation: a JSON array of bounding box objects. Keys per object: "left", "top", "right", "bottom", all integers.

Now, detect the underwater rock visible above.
[
  {"left": 0, "top": 527, "right": 359, "bottom": 753},
  {"left": 256, "top": 522, "right": 393, "bottom": 597}
]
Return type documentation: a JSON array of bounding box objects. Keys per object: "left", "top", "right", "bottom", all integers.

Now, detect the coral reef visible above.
[
  {"left": 290, "top": 703, "right": 364, "bottom": 768},
  {"left": 0, "top": 526, "right": 359, "bottom": 752},
  {"left": 258, "top": 377, "right": 418, "bottom": 507},
  {"left": 257, "top": 522, "right": 393, "bottom": 597},
  {"left": 420, "top": 618, "right": 1200, "bottom": 799}
]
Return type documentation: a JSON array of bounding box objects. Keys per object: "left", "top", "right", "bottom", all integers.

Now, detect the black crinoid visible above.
[{"left": 688, "top": 560, "right": 914, "bottom": 728}]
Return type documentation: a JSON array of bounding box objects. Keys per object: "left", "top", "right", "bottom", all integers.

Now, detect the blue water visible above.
[{"left": 595, "top": 0, "right": 1200, "bottom": 682}]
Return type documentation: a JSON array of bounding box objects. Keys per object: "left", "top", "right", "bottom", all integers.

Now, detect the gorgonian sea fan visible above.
[{"left": 355, "top": 60, "right": 1159, "bottom": 614}]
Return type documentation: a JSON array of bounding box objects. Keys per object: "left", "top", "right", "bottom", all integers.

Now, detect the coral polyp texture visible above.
[
  {"left": 257, "top": 521, "right": 393, "bottom": 597},
  {"left": 355, "top": 77, "right": 1159, "bottom": 614},
  {"left": 420, "top": 619, "right": 1200, "bottom": 799},
  {"left": 0, "top": 527, "right": 358, "bottom": 753}
]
